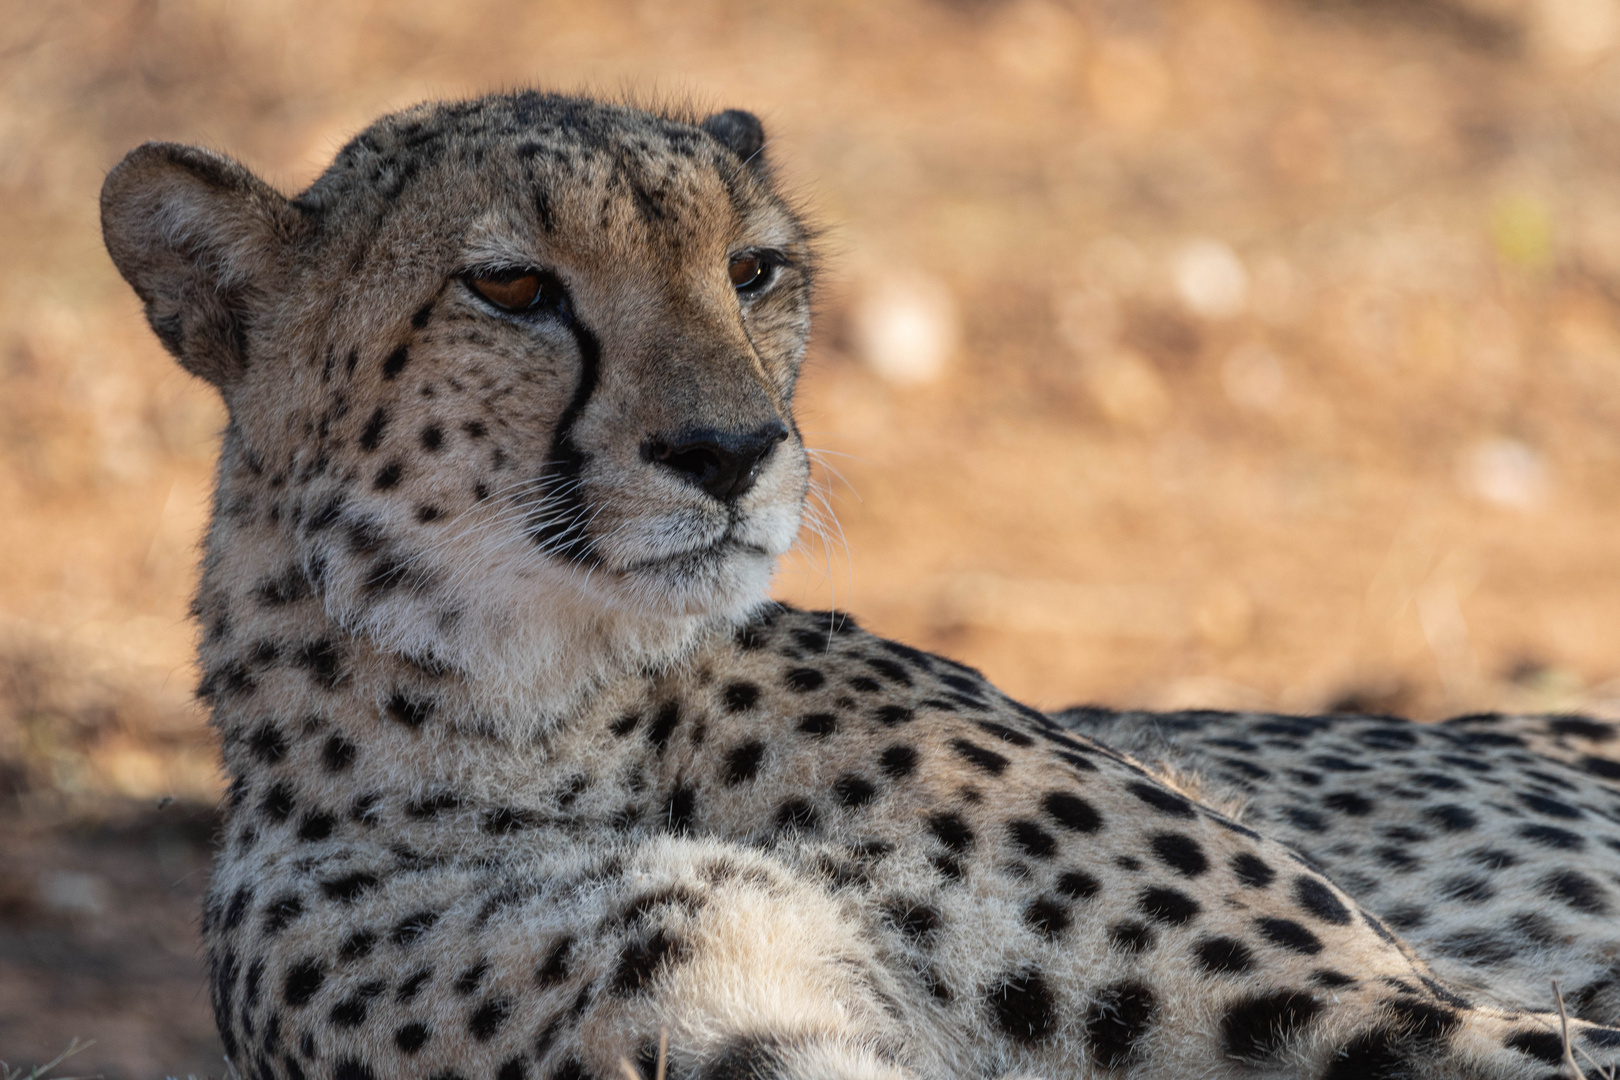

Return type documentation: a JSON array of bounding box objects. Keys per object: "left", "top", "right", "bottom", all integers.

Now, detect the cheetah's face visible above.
[{"left": 102, "top": 96, "right": 814, "bottom": 701}]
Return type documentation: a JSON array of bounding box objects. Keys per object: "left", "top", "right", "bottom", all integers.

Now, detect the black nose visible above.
[{"left": 645, "top": 422, "right": 790, "bottom": 503}]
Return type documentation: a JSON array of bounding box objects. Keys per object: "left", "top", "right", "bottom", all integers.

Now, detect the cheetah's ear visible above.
[
  {"left": 101, "top": 142, "right": 304, "bottom": 392},
  {"left": 701, "top": 110, "right": 768, "bottom": 172}
]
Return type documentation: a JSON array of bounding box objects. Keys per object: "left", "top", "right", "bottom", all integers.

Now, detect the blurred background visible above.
[{"left": 4, "top": 0, "right": 1620, "bottom": 1072}]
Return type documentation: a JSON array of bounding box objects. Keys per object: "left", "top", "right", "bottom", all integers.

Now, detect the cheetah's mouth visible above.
[{"left": 615, "top": 531, "right": 770, "bottom": 576}]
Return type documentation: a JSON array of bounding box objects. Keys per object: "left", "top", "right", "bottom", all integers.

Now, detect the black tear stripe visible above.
[{"left": 525, "top": 315, "right": 603, "bottom": 563}]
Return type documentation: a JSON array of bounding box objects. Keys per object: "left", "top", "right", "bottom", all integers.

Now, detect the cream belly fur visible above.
[{"left": 99, "top": 92, "right": 1620, "bottom": 1080}]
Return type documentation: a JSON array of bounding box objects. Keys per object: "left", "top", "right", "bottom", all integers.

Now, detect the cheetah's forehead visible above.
[{"left": 295, "top": 93, "right": 805, "bottom": 263}]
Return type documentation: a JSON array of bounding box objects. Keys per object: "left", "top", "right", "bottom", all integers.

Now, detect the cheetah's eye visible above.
[
  {"left": 466, "top": 268, "right": 569, "bottom": 318},
  {"left": 729, "top": 256, "right": 762, "bottom": 289},
  {"left": 728, "top": 251, "right": 783, "bottom": 295}
]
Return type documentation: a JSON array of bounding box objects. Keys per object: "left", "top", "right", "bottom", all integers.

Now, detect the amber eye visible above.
[
  {"left": 729, "top": 255, "right": 763, "bottom": 290},
  {"left": 471, "top": 273, "right": 542, "bottom": 311}
]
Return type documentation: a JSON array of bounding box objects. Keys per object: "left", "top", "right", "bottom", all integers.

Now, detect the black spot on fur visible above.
[
  {"left": 775, "top": 799, "right": 818, "bottom": 833},
  {"left": 1387, "top": 998, "right": 1463, "bottom": 1043},
  {"left": 322, "top": 735, "right": 357, "bottom": 771},
  {"left": 928, "top": 812, "right": 974, "bottom": 852},
  {"left": 1231, "top": 852, "right": 1276, "bottom": 888},
  {"left": 1323, "top": 791, "right": 1373, "bottom": 815},
  {"left": 724, "top": 741, "right": 765, "bottom": 785},
  {"left": 1520, "top": 823, "right": 1585, "bottom": 850},
  {"left": 359, "top": 407, "right": 389, "bottom": 450},
  {"left": 663, "top": 785, "right": 697, "bottom": 834},
  {"left": 1582, "top": 755, "right": 1620, "bottom": 779},
  {"left": 1521, "top": 792, "right": 1583, "bottom": 819},
  {"left": 798, "top": 711, "right": 838, "bottom": 736},
  {"left": 407, "top": 792, "right": 462, "bottom": 819},
  {"left": 1255, "top": 917, "right": 1323, "bottom": 954},
  {"left": 263, "top": 893, "right": 304, "bottom": 934},
  {"left": 333, "top": 1060, "right": 374, "bottom": 1080},
  {"left": 1425, "top": 804, "right": 1478, "bottom": 832},
  {"left": 1541, "top": 869, "right": 1611, "bottom": 914},
  {"left": 387, "top": 692, "right": 436, "bottom": 728},
  {"left": 294, "top": 639, "right": 343, "bottom": 690},
  {"left": 248, "top": 724, "right": 288, "bottom": 764},
  {"left": 1109, "top": 922, "right": 1156, "bottom": 952},
  {"left": 1042, "top": 791, "right": 1103, "bottom": 833},
  {"left": 1084, "top": 981, "right": 1157, "bottom": 1068},
  {"left": 391, "top": 910, "right": 439, "bottom": 946},
  {"left": 1222, "top": 991, "right": 1322, "bottom": 1063},
  {"left": 722, "top": 681, "right": 761, "bottom": 712},
  {"left": 550, "top": 1059, "right": 587, "bottom": 1080},
  {"left": 885, "top": 899, "right": 942, "bottom": 939},
  {"left": 611, "top": 930, "right": 686, "bottom": 995},
  {"left": 950, "top": 738, "right": 1009, "bottom": 774},
  {"left": 468, "top": 997, "right": 511, "bottom": 1041},
  {"left": 834, "top": 773, "right": 878, "bottom": 808},
  {"left": 373, "top": 461, "right": 403, "bottom": 489},
  {"left": 785, "top": 667, "right": 824, "bottom": 692},
  {"left": 1294, "top": 876, "right": 1352, "bottom": 925},
  {"left": 283, "top": 959, "right": 323, "bottom": 1006},
  {"left": 1151, "top": 833, "right": 1208, "bottom": 877},
  {"left": 321, "top": 872, "right": 378, "bottom": 903},
  {"left": 255, "top": 567, "right": 311, "bottom": 607},
  {"left": 1023, "top": 897, "right": 1070, "bottom": 938},
  {"left": 1139, "top": 886, "right": 1200, "bottom": 925},
  {"left": 1195, "top": 936, "right": 1255, "bottom": 974},
  {"left": 382, "top": 345, "right": 409, "bottom": 379},
  {"left": 1127, "top": 781, "right": 1197, "bottom": 819},
  {"left": 1505, "top": 1029, "right": 1566, "bottom": 1065},
  {"left": 1008, "top": 819, "right": 1057, "bottom": 858},
  {"left": 483, "top": 807, "right": 541, "bottom": 834},
  {"left": 394, "top": 1022, "right": 430, "bottom": 1053},
  {"left": 1057, "top": 869, "right": 1101, "bottom": 899},
  {"left": 338, "top": 931, "right": 376, "bottom": 962},
  {"left": 534, "top": 937, "right": 572, "bottom": 987},
  {"left": 395, "top": 967, "right": 432, "bottom": 1003},
  {"left": 879, "top": 745, "right": 918, "bottom": 778},
  {"left": 646, "top": 702, "right": 681, "bottom": 753},
  {"left": 297, "top": 812, "right": 334, "bottom": 841},
  {"left": 987, "top": 970, "right": 1055, "bottom": 1044}
]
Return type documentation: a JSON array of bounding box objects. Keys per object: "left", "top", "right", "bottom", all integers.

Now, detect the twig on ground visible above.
[
  {"left": 617, "top": 1027, "right": 670, "bottom": 1080},
  {"left": 0, "top": 1038, "right": 100, "bottom": 1080}
]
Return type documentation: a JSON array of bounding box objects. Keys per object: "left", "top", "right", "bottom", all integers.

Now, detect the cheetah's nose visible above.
[{"left": 645, "top": 421, "right": 789, "bottom": 503}]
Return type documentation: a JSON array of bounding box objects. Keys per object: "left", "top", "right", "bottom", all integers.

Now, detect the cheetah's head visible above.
[{"left": 101, "top": 94, "right": 814, "bottom": 720}]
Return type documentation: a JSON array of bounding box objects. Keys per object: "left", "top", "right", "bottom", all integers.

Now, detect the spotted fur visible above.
[
  {"left": 101, "top": 92, "right": 1620, "bottom": 1080},
  {"left": 1052, "top": 706, "right": 1620, "bottom": 1027}
]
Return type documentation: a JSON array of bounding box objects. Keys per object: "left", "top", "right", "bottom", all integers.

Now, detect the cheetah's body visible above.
[
  {"left": 99, "top": 93, "right": 1620, "bottom": 1080},
  {"left": 1052, "top": 707, "right": 1620, "bottom": 1025}
]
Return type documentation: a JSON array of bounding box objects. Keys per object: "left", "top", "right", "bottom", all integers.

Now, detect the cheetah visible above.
[
  {"left": 99, "top": 92, "right": 1620, "bottom": 1080},
  {"left": 1050, "top": 707, "right": 1620, "bottom": 1025}
]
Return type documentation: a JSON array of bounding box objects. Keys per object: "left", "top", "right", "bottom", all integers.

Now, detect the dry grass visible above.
[{"left": 1, "top": 1039, "right": 99, "bottom": 1080}]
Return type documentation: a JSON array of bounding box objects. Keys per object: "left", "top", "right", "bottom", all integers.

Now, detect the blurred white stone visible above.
[
  {"left": 40, "top": 871, "right": 107, "bottom": 915},
  {"left": 1221, "top": 342, "right": 1286, "bottom": 412},
  {"left": 1173, "top": 240, "right": 1249, "bottom": 319},
  {"left": 1537, "top": 0, "right": 1618, "bottom": 59},
  {"left": 855, "top": 274, "right": 959, "bottom": 385},
  {"left": 1462, "top": 438, "right": 1549, "bottom": 509}
]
